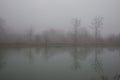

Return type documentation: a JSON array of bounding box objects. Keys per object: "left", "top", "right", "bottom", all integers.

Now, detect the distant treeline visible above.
[{"left": 0, "top": 17, "right": 120, "bottom": 47}]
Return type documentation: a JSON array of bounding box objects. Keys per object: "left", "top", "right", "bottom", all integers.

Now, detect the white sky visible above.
[{"left": 0, "top": 0, "right": 120, "bottom": 36}]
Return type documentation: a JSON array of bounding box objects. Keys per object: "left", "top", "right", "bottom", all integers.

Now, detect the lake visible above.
[{"left": 0, "top": 47, "right": 120, "bottom": 80}]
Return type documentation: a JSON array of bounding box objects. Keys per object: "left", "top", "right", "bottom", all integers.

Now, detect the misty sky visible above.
[{"left": 0, "top": 0, "right": 120, "bottom": 36}]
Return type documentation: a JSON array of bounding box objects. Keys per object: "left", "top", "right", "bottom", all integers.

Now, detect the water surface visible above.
[{"left": 0, "top": 47, "right": 120, "bottom": 80}]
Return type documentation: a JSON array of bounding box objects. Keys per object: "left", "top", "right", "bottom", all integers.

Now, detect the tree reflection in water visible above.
[
  {"left": 25, "top": 48, "right": 34, "bottom": 64},
  {"left": 71, "top": 47, "right": 80, "bottom": 70},
  {"left": 0, "top": 49, "right": 6, "bottom": 70},
  {"left": 113, "top": 74, "right": 120, "bottom": 80},
  {"left": 43, "top": 46, "right": 49, "bottom": 61},
  {"left": 93, "top": 48, "right": 103, "bottom": 73},
  {"left": 0, "top": 57, "right": 6, "bottom": 70},
  {"left": 91, "top": 48, "right": 109, "bottom": 80},
  {"left": 71, "top": 47, "right": 92, "bottom": 71},
  {"left": 118, "top": 48, "right": 120, "bottom": 56}
]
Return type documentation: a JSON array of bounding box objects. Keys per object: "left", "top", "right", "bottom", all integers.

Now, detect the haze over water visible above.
[{"left": 0, "top": 47, "right": 120, "bottom": 80}]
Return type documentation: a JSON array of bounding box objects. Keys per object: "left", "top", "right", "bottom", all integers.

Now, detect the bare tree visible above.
[
  {"left": 72, "top": 18, "right": 81, "bottom": 46},
  {"left": 92, "top": 16, "right": 103, "bottom": 44}
]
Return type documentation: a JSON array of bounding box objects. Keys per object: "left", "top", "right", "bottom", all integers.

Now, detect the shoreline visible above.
[{"left": 0, "top": 43, "right": 120, "bottom": 48}]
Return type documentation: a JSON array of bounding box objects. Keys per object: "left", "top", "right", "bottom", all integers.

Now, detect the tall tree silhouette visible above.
[
  {"left": 72, "top": 18, "right": 80, "bottom": 46},
  {"left": 91, "top": 16, "right": 103, "bottom": 45}
]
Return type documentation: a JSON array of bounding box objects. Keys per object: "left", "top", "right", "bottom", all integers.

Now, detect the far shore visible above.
[{"left": 0, "top": 43, "right": 120, "bottom": 48}]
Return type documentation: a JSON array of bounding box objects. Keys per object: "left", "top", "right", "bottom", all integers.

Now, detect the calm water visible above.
[{"left": 0, "top": 47, "right": 120, "bottom": 80}]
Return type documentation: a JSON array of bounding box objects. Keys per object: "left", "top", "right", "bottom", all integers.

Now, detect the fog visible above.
[
  {"left": 0, "top": 0, "right": 120, "bottom": 36},
  {"left": 1, "top": 1, "right": 120, "bottom": 80},
  {"left": 0, "top": 0, "right": 120, "bottom": 47}
]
